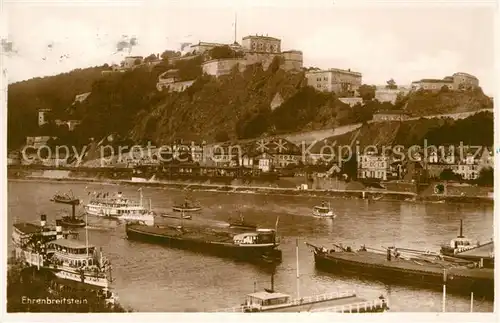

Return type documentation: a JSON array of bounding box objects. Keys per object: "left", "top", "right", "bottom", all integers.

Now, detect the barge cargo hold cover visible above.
[
  {"left": 307, "top": 243, "right": 493, "bottom": 299},
  {"left": 126, "top": 222, "right": 282, "bottom": 263}
]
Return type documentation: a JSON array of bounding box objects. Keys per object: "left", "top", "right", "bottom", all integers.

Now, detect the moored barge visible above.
[
  {"left": 126, "top": 221, "right": 282, "bottom": 263},
  {"left": 307, "top": 243, "right": 493, "bottom": 299}
]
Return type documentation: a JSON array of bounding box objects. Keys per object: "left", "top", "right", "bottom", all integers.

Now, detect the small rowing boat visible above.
[
  {"left": 172, "top": 197, "right": 202, "bottom": 212},
  {"left": 50, "top": 191, "right": 81, "bottom": 205}
]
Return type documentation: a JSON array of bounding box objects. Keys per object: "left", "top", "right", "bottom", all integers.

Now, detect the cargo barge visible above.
[
  {"left": 126, "top": 221, "right": 282, "bottom": 263},
  {"left": 307, "top": 243, "right": 493, "bottom": 299}
]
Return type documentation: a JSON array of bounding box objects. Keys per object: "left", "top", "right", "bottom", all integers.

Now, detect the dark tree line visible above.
[
  {"left": 8, "top": 66, "right": 107, "bottom": 149},
  {"left": 425, "top": 111, "right": 493, "bottom": 147},
  {"left": 7, "top": 261, "right": 128, "bottom": 312}
]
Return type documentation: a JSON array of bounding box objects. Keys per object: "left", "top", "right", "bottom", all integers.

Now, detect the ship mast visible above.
[
  {"left": 234, "top": 12, "right": 237, "bottom": 43},
  {"left": 139, "top": 188, "right": 143, "bottom": 207},
  {"left": 274, "top": 215, "right": 279, "bottom": 241},
  {"left": 296, "top": 238, "right": 300, "bottom": 299},
  {"left": 85, "top": 210, "right": 89, "bottom": 257},
  {"left": 458, "top": 219, "right": 464, "bottom": 238}
]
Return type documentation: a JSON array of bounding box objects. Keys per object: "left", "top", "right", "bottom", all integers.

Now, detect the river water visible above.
[{"left": 7, "top": 180, "right": 494, "bottom": 312}]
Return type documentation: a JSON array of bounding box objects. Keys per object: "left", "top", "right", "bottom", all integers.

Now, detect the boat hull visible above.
[
  {"left": 51, "top": 198, "right": 81, "bottom": 205},
  {"left": 312, "top": 210, "right": 336, "bottom": 218},
  {"left": 126, "top": 225, "right": 282, "bottom": 263},
  {"left": 14, "top": 247, "right": 110, "bottom": 289},
  {"left": 172, "top": 207, "right": 202, "bottom": 212},
  {"left": 313, "top": 250, "right": 493, "bottom": 299},
  {"left": 85, "top": 206, "right": 155, "bottom": 225},
  {"left": 312, "top": 214, "right": 336, "bottom": 219},
  {"left": 161, "top": 214, "right": 192, "bottom": 220},
  {"left": 61, "top": 218, "right": 86, "bottom": 228},
  {"left": 440, "top": 246, "right": 494, "bottom": 269}
]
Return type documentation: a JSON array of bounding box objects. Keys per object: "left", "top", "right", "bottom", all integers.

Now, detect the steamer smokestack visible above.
[
  {"left": 56, "top": 220, "right": 63, "bottom": 239},
  {"left": 40, "top": 214, "right": 47, "bottom": 227}
]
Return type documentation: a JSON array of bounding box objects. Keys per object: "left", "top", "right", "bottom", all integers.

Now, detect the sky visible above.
[{"left": 1, "top": 0, "right": 497, "bottom": 95}]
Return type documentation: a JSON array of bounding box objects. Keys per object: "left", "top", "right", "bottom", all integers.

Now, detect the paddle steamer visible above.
[{"left": 12, "top": 215, "right": 115, "bottom": 300}]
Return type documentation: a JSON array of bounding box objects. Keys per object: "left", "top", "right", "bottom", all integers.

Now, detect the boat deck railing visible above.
[
  {"left": 212, "top": 306, "right": 246, "bottom": 313},
  {"left": 310, "top": 298, "right": 388, "bottom": 313},
  {"left": 212, "top": 290, "right": 357, "bottom": 312},
  {"left": 287, "top": 290, "right": 357, "bottom": 307}
]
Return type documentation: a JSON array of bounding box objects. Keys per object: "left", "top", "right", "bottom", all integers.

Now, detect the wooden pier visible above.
[{"left": 212, "top": 290, "right": 388, "bottom": 313}]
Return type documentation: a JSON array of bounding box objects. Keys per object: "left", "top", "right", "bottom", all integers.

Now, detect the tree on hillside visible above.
[
  {"left": 270, "top": 86, "right": 331, "bottom": 133},
  {"left": 160, "top": 50, "right": 181, "bottom": 61},
  {"left": 144, "top": 54, "right": 158, "bottom": 63},
  {"left": 215, "top": 130, "right": 230, "bottom": 142},
  {"left": 341, "top": 153, "right": 358, "bottom": 180},
  {"left": 386, "top": 79, "right": 397, "bottom": 89},
  {"left": 133, "top": 58, "right": 142, "bottom": 66},
  {"left": 7, "top": 65, "right": 107, "bottom": 149},
  {"left": 268, "top": 56, "right": 284, "bottom": 73},
  {"left": 440, "top": 168, "right": 462, "bottom": 181},
  {"left": 236, "top": 109, "right": 270, "bottom": 139},
  {"left": 424, "top": 111, "right": 493, "bottom": 147},
  {"left": 74, "top": 68, "right": 159, "bottom": 141},
  {"left": 174, "top": 55, "right": 203, "bottom": 81},
  {"left": 358, "top": 84, "right": 376, "bottom": 101},
  {"left": 348, "top": 103, "right": 375, "bottom": 123},
  {"left": 208, "top": 46, "right": 243, "bottom": 60},
  {"left": 476, "top": 167, "right": 493, "bottom": 186},
  {"left": 439, "top": 85, "right": 450, "bottom": 93},
  {"left": 151, "top": 60, "right": 172, "bottom": 78},
  {"left": 394, "top": 92, "right": 409, "bottom": 109}
]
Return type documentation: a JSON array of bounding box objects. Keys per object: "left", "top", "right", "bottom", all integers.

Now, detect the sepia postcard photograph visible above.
[{"left": 0, "top": 0, "right": 497, "bottom": 321}]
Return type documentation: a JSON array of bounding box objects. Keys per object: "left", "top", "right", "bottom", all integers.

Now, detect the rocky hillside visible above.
[
  {"left": 321, "top": 110, "right": 493, "bottom": 150},
  {"left": 129, "top": 60, "right": 357, "bottom": 144},
  {"left": 8, "top": 55, "right": 358, "bottom": 148},
  {"left": 401, "top": 88, "right": 492, "bottom": 117},
  {"left": 7, "top": 50, "right": 494, "bottom": 150}
]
